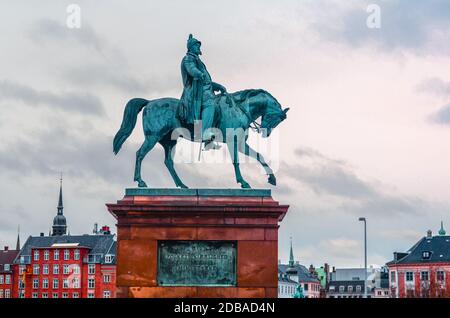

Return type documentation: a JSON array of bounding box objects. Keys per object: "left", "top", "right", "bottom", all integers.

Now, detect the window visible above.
[
  {"left": 437, "top": 271, "right": 445, "bottom": 281},
  {"left": 103, "top": 274, "right": 111, "bottom": 283},
  {"left": 53, "top": 279, "right": 59, "bottom": 289},
  {"left": 63, "top": 279, "right": 69, "bottom": 289},
  {"left": 0, "top": 290, "right": 3, "bottom": 298},
  {"left": 105, "top": 255, "right": 113, "bottom": 263},
  {"left": 64, "top": 249, "right": 70, "bottom": 260},
  {"left": 88, "top": 292, "right": 95, "bottom": 298},
  {"left": 74, "top": 249, "right": 80, "bottom": 260},
  {"left": 19, "top": 265, "right": 25, "bottom": 275},
  {"left": 43, "top": 264, "right": 49, "bottom": 275},
  {"left": 53, "top": 265, "right": 59, "bottom": 275},
  {"left": 348, "top": 286, "right": 353, "bottom": 293},
  {"left": 52, "top": 292, "right": 58, "bottom": 299},
  {"left": 103, "top": 290, "right": 111, "bottom": 298},
  {"left": 304, "top": 283, "right": 308, "bottom": 291},
  {"left": 329, "top": 286, "right": 335, "bottom": 292},
  {"left": 421, "top": 271, "right": 429, "bottom": 281},
  {"left": 356, "top": 285, "right": 362, "bottom": 292},
  {"left": 339, "top": 286, "right": 345, "bottom": 293},
  {"left": 42, "top": 279, "right": 48, "bottom": 289},
  {"left": 73, "top": 278, "right": 80, "bottom": 289},
  {"left": 54, "top": 250, "right": 59, "bottom": 260},
  {"left": 88, "top": 264, "right": 95, "bottom": 274},
  {"left": 4, "top": 264, "right": 10, "bottom": 271},
  {"left": 32, "top": 292, "right": 38, "bottom": 298},
  {"left": 88, "top": 278, "right": 95, "bottom": 289},
  {"left": 5, "top": 289, "right": 10, "bottom": 298},
  {"left": 73, "top": 292, "right": 79, "bottom": 298},
  {"left": 33, "top": 264, "right": 39, "bottom": 275},
  {"left": 406, "top": 272, "right": 414, "bottom": 282},
  {"left": 63, "top": 265, "right": 70, "bottom": 275},
  {"left": 44, "top": 250, "right": 49, "bottom": 261},
  {"left": 5, "top": 275, "right": 10, "bottom": 284},
  {"left": 33, "top": 279, "right": 39, "bottom": 289},
  {"left": 42, "top": 292, "right": 48, "bottom": 299},
  {"left": 73, "top": 265, "right": 80, "bottom": 274},
  {"left": 390, "top": 271, "right": 396, "bottom": 283},
  {"left": 62, "top": 292, "right": 69, "bottom": 298},
  {"left": 422, "top": 251, "right": 431, "bottom": 259},
  {"left": 0, "top": 276, "right": 4, "bottom": 284},
  {"left": 34, "top": 250, "right": 39, "bottom": 261}
]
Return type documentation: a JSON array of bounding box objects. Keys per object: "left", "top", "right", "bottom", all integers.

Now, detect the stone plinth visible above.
[{"left": 106, "top": 188, "right": 289, "bottom": 298}]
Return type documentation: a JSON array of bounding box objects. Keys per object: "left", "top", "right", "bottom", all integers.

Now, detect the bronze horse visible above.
[{"left": 113, "top": 89, "right": 289, "bottom": 188}]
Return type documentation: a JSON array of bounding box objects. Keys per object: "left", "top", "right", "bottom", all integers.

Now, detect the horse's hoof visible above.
[
  {"left": 268, "top": 174, "right": 277, "bottom": 186},
  {"left": 137, "top": 180, "right": 147, "bottom": 188},
  {"left": 240, "top": 181, "right": 251, "bottom": 189}
]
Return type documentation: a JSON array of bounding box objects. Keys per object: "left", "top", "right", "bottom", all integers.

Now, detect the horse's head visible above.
[{"left": 260, "top": 94, "right": 289, "bottom": 138}]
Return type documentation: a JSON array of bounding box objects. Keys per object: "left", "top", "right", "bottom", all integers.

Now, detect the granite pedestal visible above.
[{"left": 106, "top": 188, "right": 289, "bottom": 298}]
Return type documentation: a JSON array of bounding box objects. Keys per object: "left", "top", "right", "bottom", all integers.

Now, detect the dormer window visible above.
[{"left": 422, "top": 251, "right": 431, "bottom": 259}]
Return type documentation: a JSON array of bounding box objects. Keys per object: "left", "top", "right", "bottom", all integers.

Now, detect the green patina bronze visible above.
[
  {"left": 293, "top": 285, "right": 305, "bottom": 298},
  {"left": 113, "top": 34, "right": 289, "bottom": 189},
  {"left": 157, "top": 241, "right": 236, "bottom": 286}
]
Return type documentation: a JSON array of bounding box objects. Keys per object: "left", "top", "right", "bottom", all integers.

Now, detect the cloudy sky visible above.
[{"left": 1, "top": 0, "right": 450, "bottom": 268}]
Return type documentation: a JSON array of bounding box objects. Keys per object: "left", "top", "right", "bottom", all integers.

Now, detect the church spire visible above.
[
  {"left": 289, "top": 236, "right": 295, "bottom": 267},
  {"left": 52, "top": 174, "right": 67, "bottom": 236},
  {"left": 439, "top": 221, "right": 446, "bottom": 236},
  {"left": 16, "top": 225, "right": 20, "bottom": 250},
  {"left": 57, "top": 173, "right": 63, "bottom": 215}
]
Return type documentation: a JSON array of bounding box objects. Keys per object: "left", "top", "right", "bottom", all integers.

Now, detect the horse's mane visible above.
[{"left": 233, "top": 89, "right": 279, "bottom": 105}]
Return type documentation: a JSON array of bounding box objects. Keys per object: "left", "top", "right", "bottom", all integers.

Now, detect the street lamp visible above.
[{"left": 358, "top": 217, "right": 367, "bottom": 298}]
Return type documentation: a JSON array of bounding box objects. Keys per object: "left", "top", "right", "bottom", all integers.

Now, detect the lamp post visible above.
[{"left": 358, "top": 217, "right": 367, "bottom": 298}]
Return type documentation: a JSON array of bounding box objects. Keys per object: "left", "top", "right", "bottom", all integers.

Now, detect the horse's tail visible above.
[{"left": 113, "top": 98, "right": 148, "bottom": 155}]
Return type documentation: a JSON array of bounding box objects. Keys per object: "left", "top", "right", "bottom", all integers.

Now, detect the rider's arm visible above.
[{"left": 183, "top": 56, "right": 203, "bottom": 80}]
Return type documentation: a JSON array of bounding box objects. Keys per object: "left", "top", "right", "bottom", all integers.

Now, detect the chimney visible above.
[
  {"left": 101, "top": 226, "right": 111, "bottom": 235},
  {"left": 427, "top": 230, "right": 432, "bottom": 238},
  {"left": 40, "top": 232, "right": 44, "bottom": 237},
  {"left": 93, "top": 223, "right": 98, "bottom": 235},
  {"left": 4, "top": 246, "right": 9, "bottom": 251}
]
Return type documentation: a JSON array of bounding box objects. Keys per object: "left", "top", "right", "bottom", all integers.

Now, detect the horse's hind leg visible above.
[
  {"left": 160, "top": 135, "right": 188, "bottom": 189},
  {"left": 134, "top": 135, "right": 158, "bottom": 187}
]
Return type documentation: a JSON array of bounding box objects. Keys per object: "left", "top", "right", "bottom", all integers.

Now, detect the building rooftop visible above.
[
  {"left": 387, "top": 231, "right": 450, "bottom": 266},
  {"left": 278, "top": 264, "right": 320, "bottom": 283},
  {"left": 0, "top": 247, "right": 20, "bottom": 273},
  {"left": 14, "top": 234, "right": 116, "bottom": 265}
]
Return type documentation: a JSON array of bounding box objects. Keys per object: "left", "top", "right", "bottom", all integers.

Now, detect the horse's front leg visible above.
[
  {"left": 227, "top": 136, "right": 251, "bottom": 189},
  {"left": 241, "top": 142, "right": 276, "bottom": 186}
]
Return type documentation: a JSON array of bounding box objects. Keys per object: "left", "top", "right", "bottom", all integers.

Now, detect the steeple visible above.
[
  {"left": 439, "top": 221, "right": 446, "bottom": 236},
  {"left": 57, "top": 174, "right": 63, "bottom": 215},
  {"left": 289, "top": 237, "right": 295, "bottom": 267},
  {"left": 52, "top": 174, "right": 67, "bottom": 236},
  {"left": 16, "top": 225, "right": 20, "bottom": 250}
]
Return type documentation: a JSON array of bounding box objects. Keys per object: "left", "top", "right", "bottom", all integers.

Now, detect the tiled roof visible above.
[
  {"left": 387, "top": 235, "right": 450, "bottom": 265},
  {"left": 328, "top": 280, "right": 365, "bottom": 293},
  {"left": 0, "top": 249, "right": 19, "bottom": 273},
  {"left": 278, "top": 264, "right": 320, "bottom": 283},
  {"left": 15, "top": 234, "right": 116, "bottom": 264}
]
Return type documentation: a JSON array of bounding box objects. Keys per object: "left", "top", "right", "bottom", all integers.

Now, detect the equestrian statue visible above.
[{"left": 113, "top": 34, "right": 289, "bottom": 189}]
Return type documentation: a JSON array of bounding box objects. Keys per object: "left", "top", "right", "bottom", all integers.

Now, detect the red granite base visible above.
[{"left": 106, "top": 189, "right": 288, "bottom": 298}]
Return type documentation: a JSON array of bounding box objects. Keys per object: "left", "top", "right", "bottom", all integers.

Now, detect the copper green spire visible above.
[
  {"left": 289, "top": 236, "right": 295, "bottom": 267},
  {"left": 439, "top": 221, "right": 446, "bottom": 236}
]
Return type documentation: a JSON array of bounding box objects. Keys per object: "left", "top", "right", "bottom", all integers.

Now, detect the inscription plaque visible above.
[{"left": 157, "top": 241, "right": 237, "bottom": 286}]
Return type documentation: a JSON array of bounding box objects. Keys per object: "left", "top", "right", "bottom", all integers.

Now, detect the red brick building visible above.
[
  {"left": 9, "top": 179, "right": 117, "bottom": 298},
  {"left": 0, "top": 246, "right": 20, "bottom": 298},
  {"left": 387, "top": 223, "right": 450, "bottom": 298}
]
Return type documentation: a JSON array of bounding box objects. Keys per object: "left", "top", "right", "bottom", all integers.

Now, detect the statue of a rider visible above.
[{"left": 179, "top": 34, "right": 227, "bottom": 150}]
